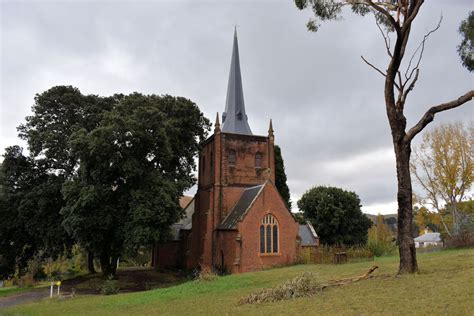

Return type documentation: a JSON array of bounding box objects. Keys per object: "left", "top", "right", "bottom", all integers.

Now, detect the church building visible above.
[{"left": 153, "top": 30, "right": 307, "bottom": 274}]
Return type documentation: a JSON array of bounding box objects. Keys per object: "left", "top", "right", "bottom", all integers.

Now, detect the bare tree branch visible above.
[
  {"left": 375, "top": 16, "right": 392, "bottom": 57},
  {"left": 405, "top": 90, "right": 474, "bottom": 142},
  {"left": 405, "top": 15, "right": 442, "bottom": 81},
  {"left": 361, "top": 55, "right": 401, "bottom": 91}
]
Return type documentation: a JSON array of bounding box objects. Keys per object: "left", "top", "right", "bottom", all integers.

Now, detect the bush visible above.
[
  {"left": 367, "top": 239, "right": 396, "bottom": 257},
  {"left": 239, "top": 272, "right": 321, "bottom": 304},
  {"left": 194, "top": 268, "right": 218, "bottom": 282},
  {"left": 99, "top": 276, "right": 120, "bottom": 295}
]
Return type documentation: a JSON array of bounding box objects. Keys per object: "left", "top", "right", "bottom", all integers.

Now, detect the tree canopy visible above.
[
  {"left": 411, "top": 122, "right": 473, "bottom": 237},
  {"left": 12, "top": 86, "right": 210, "bottom": 277},
  {"left": 457, "top": 11, "right": 474, "bottom": 72},
  {"left": 297, "top": 186, "right": 372, "bottom": 245},
  {"left": 274, "top": 145, "right": 291, "bottom": 209},
  {"left": 0, "top": 146, "right": 72, "bottom": 279}
]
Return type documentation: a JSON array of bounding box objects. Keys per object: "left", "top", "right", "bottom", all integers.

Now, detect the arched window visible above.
[
  {"left": 255, "top": 152, "right": 263, "bottom": 168},
  {"left": 228, "top": 149, "right": 236, "bottom": 166},
  {"left": 259, "top": 214, "right": 278, "bottom": 254}
]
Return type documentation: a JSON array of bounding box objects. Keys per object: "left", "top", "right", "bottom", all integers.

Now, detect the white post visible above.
[
  {"left": 57, "top": 285, "right": 60, "bottom": 296},
  {"left": 50, "top": 282, "right": 54, "bottom": 298}
]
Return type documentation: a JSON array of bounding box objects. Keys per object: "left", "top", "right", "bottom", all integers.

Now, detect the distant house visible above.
[{"left": 414, "top": 229, "right": 442, "bottom": 248}]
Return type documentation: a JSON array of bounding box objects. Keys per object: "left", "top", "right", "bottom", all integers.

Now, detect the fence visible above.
[
  {"left": 297, "top": 246, "right": 374, "bottom": 264},
  {"left": 445, "top": 232, "right": 474, "bottom": 248}
]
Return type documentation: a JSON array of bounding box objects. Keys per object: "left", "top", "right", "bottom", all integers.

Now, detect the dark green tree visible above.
[
  {"left": 274, "top": 145, "right": 291, "bottom": 209},
  {"left": 61, "top": 93, "right": 210, "bottom": 277},
  {"left": 0, "top": 146, "right": 72, "bottom": 278},
  {"left": 295, "top": 0, "right": 473, "bottom": 274},
  {"left": 297, "top": 186, "right": 372, "bottom": 245},
  {"left": 18, "top": 86, "right": 120, "bottom": 273},
  {"left": 458, "top": 11, "right": 473, "bottom": 72}
]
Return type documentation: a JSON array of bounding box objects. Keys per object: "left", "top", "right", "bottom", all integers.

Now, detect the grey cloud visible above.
[{"left": 1, "top": 0, "right": 472, "bottom": 214}]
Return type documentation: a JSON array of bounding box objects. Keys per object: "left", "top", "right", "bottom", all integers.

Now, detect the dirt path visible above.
[{"left": 0, "top": 289, "right": 49, "bottom": 309}]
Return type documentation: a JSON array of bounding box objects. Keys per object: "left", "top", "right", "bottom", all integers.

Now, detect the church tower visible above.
[{"left": 187, "top": 29, "right": 277, "bottom": 270}]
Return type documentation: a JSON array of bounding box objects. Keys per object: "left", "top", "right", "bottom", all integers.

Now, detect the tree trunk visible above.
[
  {"left": 394, "top": 140, "right": 419, "bottom": 274},
  {"left": 99, "top": 252, "right": 118, "bottom": 278},
  {"left": 87, "top": 251, "right": 96, "bottom": 274}
]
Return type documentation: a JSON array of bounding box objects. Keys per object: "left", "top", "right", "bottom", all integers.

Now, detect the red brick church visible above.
[{"left": 153, "top": 30, "right": 317, "bottom": 273}]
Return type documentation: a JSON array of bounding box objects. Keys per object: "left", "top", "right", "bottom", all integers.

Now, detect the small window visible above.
[
  {"left": 228, "top": 150, "right": 236, "bottom": 166},
  {"left": 255, "top": 152, "right": 263, "bottom": 168},
  {"left": 259, "top": 214, "right": 279, "bottom": 254}
]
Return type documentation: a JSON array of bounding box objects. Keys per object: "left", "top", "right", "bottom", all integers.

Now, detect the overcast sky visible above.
[{"left": 1, "top": 0, "right": 472, "bottom": 215}]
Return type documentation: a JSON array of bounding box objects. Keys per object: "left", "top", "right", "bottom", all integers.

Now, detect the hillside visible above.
[{"left": 5, "top": 248, "right": 474, "bottom": 315}]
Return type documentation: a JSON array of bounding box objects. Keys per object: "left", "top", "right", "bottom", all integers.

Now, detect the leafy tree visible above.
[
  {"left": 295, "top": 0, "right": 474, "bottom": 273},
  {"left": 297, "top": 186, "right": 372, "bottom": 245},
  {"left": 292, "top": 211, "right": 306, "bottom": 224},
  {"left": 411, "top": 122, "right": 473, "bottom": 236},
  {"left": 413, "top": 206, "right": 441, "bottom": 234},
  {"left": 18, "top": 86, "right": 120, "bottom": 273},
  {"left": 274, "top": 145, "right": 291, "bottom": 209},
  {"left": 18, "top": 86, "right": 118, "bottom": 176},
  {"left": 368, "top": 214, "right": 396, "bottom": 257},
  {"left": 458, "top": 11, "right": 474, "bottom": 72},
  {"left": 61, "top": 93, "right": 210, "bottom": 277},
  {"left": 0, "top": 146, "right": 72, "bottom": 278}
]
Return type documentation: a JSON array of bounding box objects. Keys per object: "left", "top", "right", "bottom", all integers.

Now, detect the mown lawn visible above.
[{"left": 4, "top": 248, "right": 474, "bottom": 315}]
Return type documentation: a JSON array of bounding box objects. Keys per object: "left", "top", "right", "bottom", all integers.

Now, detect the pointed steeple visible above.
[
  {"left": 214, "top": 112, "right": 221, "bottom": 133},
  {"left": 221, "top": 28, "right": 252, "bottom": 135}
]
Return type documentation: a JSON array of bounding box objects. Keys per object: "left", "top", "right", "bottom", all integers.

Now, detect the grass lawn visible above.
[{"left": 4, "top": 248, "right": 474, "bottom": 315}]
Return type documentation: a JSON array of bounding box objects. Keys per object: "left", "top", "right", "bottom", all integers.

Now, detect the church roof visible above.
[
  {"left": 218, "top": 184, "right": 264, "bottom": 230},
  {"left": 299, "top": 222, "right": 319, "bottom": 246},
  {"left": 221, "top": 28, "right": 253, "bottom": 135}
]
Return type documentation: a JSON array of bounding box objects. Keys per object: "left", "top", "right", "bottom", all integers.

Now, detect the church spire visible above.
[{"left": 221, "top": 27, "right": 252, "bottom": 135}]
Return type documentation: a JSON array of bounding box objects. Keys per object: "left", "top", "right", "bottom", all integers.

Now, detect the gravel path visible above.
[{"left": 0, "top": 289, "right": 49, "bottom": 309}]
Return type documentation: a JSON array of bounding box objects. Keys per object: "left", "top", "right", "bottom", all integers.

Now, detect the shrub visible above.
[
  {"left": 99, "top": 276, "right": 120, "bottom": 295},
  {"left": 238, "top": 272, "right": 321, "bottom": 304},
  {"left": 194, "top": 268, "right": 218, "bottom": 282}
]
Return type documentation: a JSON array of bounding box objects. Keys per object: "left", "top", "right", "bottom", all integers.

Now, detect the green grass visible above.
[{"left": 4, "top": 248, "right": 474, "bottom": 315}]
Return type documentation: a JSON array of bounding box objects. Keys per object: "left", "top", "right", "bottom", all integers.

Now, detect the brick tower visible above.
[{"left": 187, "top": 29, "right": 278, "bottom": 270}]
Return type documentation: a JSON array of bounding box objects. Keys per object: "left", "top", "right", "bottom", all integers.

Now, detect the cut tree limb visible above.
[{"left": 325, "top": 265, "right": 379, "bottom": 287}]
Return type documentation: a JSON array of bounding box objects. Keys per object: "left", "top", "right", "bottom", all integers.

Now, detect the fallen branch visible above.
[
  {"left": 326, "top": 265, "right": 379, "bottom": 287},
  {"left": 238, "top": 265, "right": 378, "bottom": 305}
]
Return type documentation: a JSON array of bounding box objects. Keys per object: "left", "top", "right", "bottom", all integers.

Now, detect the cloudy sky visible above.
[{"left": 1, "top": 0, "right": 472, "bottom": 214}]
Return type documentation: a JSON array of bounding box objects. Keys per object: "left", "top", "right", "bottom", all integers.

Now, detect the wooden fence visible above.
[{"left": 297, "top": 246, "right": 374, "bottom": 264}]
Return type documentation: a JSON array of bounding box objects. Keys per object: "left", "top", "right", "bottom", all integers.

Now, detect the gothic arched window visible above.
[
  {"left": 228, "top": 149, "right": 236, "bottom": 166},
  {"left": 259, "top": 214, "right": 278, "bottom": 254},
  {"left": 255, "top": 152, "right": 263, "bottom": 168}
]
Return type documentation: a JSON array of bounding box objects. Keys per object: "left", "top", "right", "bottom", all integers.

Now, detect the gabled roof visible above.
[
  {"left": 221, "top": 28, "right": 252, "bottom": 135},
  {"left": 218, "top": 184, "right": 264, "bottom": 230},
  {"left": 414, "top": 232, "right": 441, "bottom": 243},
  {"left": 299, "top": 222, "right": 319, "bottom": 246}
]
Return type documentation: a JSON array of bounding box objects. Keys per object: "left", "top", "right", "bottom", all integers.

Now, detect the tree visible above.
[
  {"left": 411, "top": 122, "right": 473, "bottom": 237},
  {"left": 274, "top": 145, "right": 292, "bottom": 209},
  {"left": 18, "top": 86, "right": 119, "bottom": 273},
  {"left": 297, "top": 186, "right": 372, "bottom": 245},
  {"left": 0, "top": 146, "right": 72, "bottom": 278},
  {"left": 368, "top": 214, "right": 396, "bottom": 256},
  {"left": 458, "top": 11, "right": 473, "bottom": 72},
  {"left": 61, "top": 93, "right": 210, "bottom": 277},
  {"left": 295, "top": 0, "right": 474, "bottom": 273}
]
